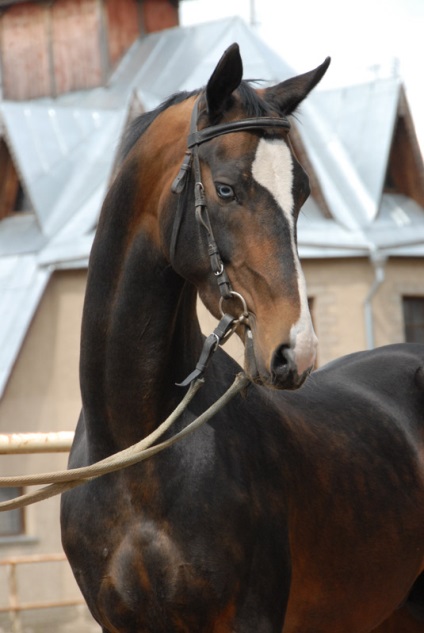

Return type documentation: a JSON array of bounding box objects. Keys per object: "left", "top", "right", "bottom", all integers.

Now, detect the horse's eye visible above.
[{"left": 215, "top": 183, "right": 235, "bottom": 201}]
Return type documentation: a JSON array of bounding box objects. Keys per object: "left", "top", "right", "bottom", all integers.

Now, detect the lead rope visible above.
[{"left": 0, "top": 373, "right": 249, "bottom": 511}]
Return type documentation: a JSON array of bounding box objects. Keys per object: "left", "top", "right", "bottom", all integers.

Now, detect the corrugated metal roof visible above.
[
  {"left": 0, "top": 16, "right": 423, "bottom": 397},
  {"left": 0, "top": 255, "right": 50, "bottom": 399},
  {"left": 110, "top": 17, "right": 293, "bottom": 111},
  {"left": 366, "top": 194, "right": 424, "bottom": 250},
  {"left": 298, "top": 193, "right": 424, "bottom": 257},
  {"left": 0, "top": 214, "right": 46, "bottom": 256}
]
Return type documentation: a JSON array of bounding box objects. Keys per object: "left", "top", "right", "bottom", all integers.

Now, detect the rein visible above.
[{"left": 171, "top": 96, "right": 291, "bottom": 386}]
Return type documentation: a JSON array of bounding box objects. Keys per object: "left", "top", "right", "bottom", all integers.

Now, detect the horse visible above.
[{"left": 61, "top": 43, "right": 424, "bottom": 632}]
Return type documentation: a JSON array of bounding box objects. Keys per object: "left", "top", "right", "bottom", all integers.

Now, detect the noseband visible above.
[{"left": 170, "top": 96, "right": 291, "bottom": 300}]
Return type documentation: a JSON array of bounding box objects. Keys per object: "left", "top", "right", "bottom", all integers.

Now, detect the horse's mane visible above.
[
  {"left": 118, "top": 81, "right": 270, "bottom": 164},
  {"left": 117, "top": 90, "right": 198, "bottom": 163}
]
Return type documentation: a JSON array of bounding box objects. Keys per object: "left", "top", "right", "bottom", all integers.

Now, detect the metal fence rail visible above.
[{"left": 0, "top": 553, "right": 84, "bottom": 633}]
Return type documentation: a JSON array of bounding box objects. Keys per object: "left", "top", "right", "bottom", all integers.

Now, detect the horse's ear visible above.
[
  {"left": 265, "top": 57, "right": 331, "bottom": 116},
  {"left": 206, "top": 43, "right": 243, "bottom": 122}
]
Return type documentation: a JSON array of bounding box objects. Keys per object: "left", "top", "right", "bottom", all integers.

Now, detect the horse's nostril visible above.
[
  {"left": 270, "top": 345, "right": 299, "bottom": 389},
  {"left": 273, "top": 345, "right": 293, "bottom": 370}
]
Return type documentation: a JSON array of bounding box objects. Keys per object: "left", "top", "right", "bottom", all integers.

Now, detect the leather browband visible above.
[{"left": 187, "top": 116, "right": 290, "bottom": 148}]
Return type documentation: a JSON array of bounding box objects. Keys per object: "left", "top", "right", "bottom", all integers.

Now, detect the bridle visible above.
[
  {"left": 170, "top": 94, "right": 291, "bottom": 386},
  {"left": 171, "top": 95, "right": 291, "bottom": 296}
]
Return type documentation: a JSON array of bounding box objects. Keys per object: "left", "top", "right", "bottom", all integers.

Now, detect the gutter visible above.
[{"left": 364, "top": 250, "right": 387, "bottom": 349}]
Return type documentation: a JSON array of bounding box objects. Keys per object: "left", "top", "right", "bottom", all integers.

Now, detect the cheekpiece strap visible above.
[{"left": 171, "top": 151, "right": 192, "bottom": 194}]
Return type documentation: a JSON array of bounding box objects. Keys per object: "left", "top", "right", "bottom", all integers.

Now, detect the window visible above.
[
  {"left": 403, "top": 297, "right": 424, "bottom": 343},
  {"left": 0, "top": 488, "right": 24, "bottom": 537}
]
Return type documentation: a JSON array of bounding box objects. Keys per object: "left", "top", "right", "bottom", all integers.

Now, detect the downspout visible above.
[{"left": 364, "top": 250, "right": 387, "bottom": 349}]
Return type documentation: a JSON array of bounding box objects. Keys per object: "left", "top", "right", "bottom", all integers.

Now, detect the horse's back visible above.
[
  {"left": 314, "top": 342, "right": 424, "bottom": 388},
  {"left": 306, "top": 342, "right": 424, "bottom": 430}
]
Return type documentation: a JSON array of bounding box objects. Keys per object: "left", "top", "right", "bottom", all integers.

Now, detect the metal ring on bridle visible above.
[
  {"left": 219, "top": 291, "right": 249, "bottom": 319},
  {"left": 214, "top": 263, "right": 224, "bottom": 276}
]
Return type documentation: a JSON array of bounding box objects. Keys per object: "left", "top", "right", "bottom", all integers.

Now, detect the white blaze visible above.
[{"left": 251, "top": 138, "right": 317, "bottom": 374}]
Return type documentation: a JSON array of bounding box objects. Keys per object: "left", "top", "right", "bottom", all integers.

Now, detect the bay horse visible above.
[{"left": 61, "top": 44, "right": 424, "bottom": 632}]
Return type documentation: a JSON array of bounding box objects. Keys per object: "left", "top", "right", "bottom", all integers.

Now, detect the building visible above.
[{"left": 0, "top": 2, "right": 423, "bottom": 630}]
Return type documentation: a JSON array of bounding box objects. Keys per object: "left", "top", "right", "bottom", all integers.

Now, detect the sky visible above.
[{"left": 180, "top": 0, "right": 424, "bottom": 148}]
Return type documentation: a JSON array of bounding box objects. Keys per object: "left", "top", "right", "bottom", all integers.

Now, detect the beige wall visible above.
[
  {"left": 0, "top": 269, "right": 91, "bottom": 632},
  {"left": 303, "top": 257, "right": 424, "bottom": 365},
  {"left": 0, "top": 256, "right": 423, "bottom": 630},
  {"left": 0, "top": 268, "right": 85, "bottom": 536},
  {"left": 0, "top": 270, "right": 84, "bottom": 432},
  {"left": 372, "top": 258, "right": 424, "bottom": 347}
]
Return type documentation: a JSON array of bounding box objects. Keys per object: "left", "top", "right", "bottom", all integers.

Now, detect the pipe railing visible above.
[
  {"left": 0, "top": 553, "right": 84, "bottom": 633},
  {"left": 0, "top": 432, "right": 74, "bottom": 454}
]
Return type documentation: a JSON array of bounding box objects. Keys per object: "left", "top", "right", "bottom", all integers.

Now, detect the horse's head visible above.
[{"left": 157, "top": 44, "right": 330, "bottom": 390}]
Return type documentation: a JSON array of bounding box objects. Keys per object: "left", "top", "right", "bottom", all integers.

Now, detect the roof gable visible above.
[
  {"left": 296, "top": 77, "right": 424, "bottom": 235},
  {"left": 0, "top": 103, "right": 125, "bottom": 237},
  {"left": 311, "top": 79, "right": 400, "bottom": 210},
  {"left": 383, "top": 86, "right": 424, "bottom": 209},
  {"left": 297, "top": 79, "right": 399, "bottom": 228},
  {"left": 0, "top": 136, "right": 44, "bottom": 255},
  {"left": 120, "top": 17, "right": 294, "bottom": 110},
  {"left": 0, "top": 136, "right": 34, "bottom": 220}
]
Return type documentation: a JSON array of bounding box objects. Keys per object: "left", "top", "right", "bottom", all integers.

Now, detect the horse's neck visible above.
[{"left": 79, "top": 210, "right": 202, "bottom": 450}]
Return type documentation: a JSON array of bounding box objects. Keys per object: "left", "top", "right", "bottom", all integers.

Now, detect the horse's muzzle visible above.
[{"left": 244, "top": 330, "right": 313, "bottom": 390}]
